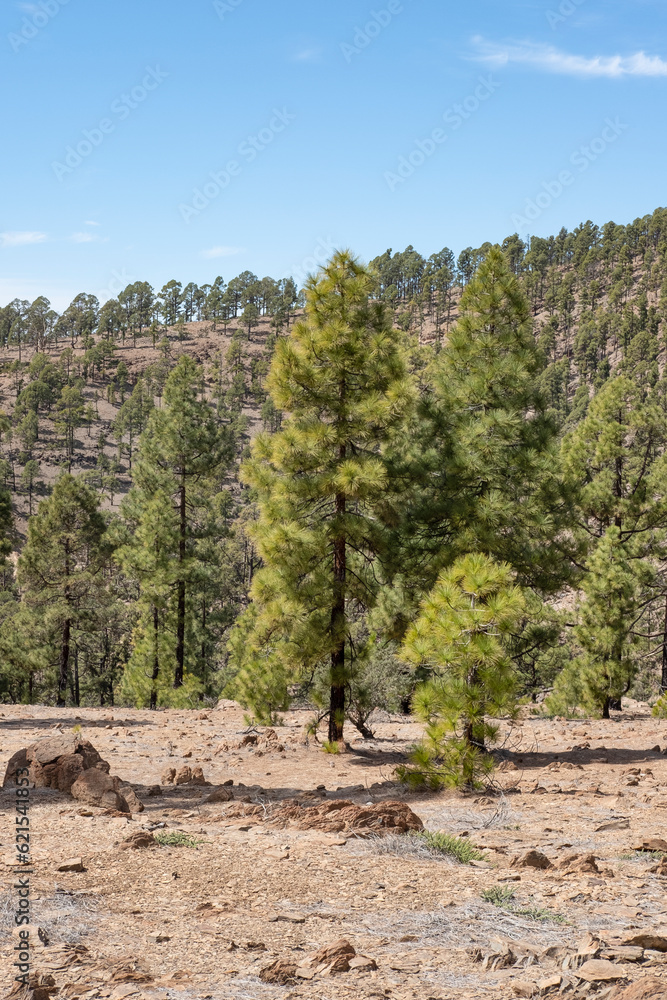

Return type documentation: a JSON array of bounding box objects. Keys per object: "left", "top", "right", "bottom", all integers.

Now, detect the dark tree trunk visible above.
[
  {"left": 74, "top": 648, "right": 80, "bottom": 707},
  {"left": 328, "top": 477, "right": 346, "bottom": 744},
  {"left": 602, "top": 697, "right": 611, "bottom": 720},
  {"left": 58, "top": 618, "right": 70, "bottom": 707},
  {"left": 175, "top": 469, "right": 186, "bottom": 688},
  {"left": 151, "top": 604, "right": 159, "bottom": 709}
]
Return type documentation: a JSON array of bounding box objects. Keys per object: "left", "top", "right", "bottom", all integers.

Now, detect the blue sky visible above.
[{"left": 1, "top": 0, "right": 666, "bottom": 309}]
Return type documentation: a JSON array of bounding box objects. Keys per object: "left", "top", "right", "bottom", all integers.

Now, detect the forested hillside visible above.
[{"left": 2, "top": 207, "right": 667, "bottom": 785}]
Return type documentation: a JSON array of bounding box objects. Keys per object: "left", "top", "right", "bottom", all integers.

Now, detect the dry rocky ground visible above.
[{"left": 1, "top": 701, "right": 667, "bottom": 1000}]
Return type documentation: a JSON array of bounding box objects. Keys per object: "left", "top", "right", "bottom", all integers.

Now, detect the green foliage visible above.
[
  {"left": 653, "top": 695, "right": 667, "bottom": 718},
  {"left": 400, "top": 553, "right": 524, "bottom": 789},
  {"left": 548, "top": 527, "right": 649, "bottom": 718},
  {"left": 414, "top": 831, "right": 485, "bottom": 864},
  {"left": 117, "top": 356, "right": 234, "bottom": 706},
  {"left": 17, "top": 474, "right": 114, "bottom": 705},
  {"left": 480, "top": 885, "right": 566, "bottom": 922},
  {"left": 153, "top": 831, "right": 202, "bottom": 848},
  {"left": 481, "top": 885, "right": 516, "bottom": 906},
  {"left": 231, "top": 250, "right": 415, "bottom": 740}
]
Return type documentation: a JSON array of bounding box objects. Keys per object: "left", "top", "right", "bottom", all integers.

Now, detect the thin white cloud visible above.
[
  {"left": 472, "top": 37, "right": 667, "bottom": 78},
  {"left": 294, "top": 47, "right": 322, "bottom": 63},
  {"left": 84, "top": 220, "right": 100, "bottom": 226},
  {"left": 0, "top": 231, "right": 48, "bottom": 248},
  {"left": 200, "top": 245, "right": 243, "bottom": 259},
  {"left": 70, "top": 232, "right": 96, "bottom": 243}
]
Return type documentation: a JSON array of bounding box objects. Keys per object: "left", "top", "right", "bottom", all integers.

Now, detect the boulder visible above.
[
  {"left": 118, "top": 831, "right": 157, "bottom": 850},
  {"left": 203, "top": 786, "right": 233, "bottom": 804},
  {"left": 621, "top": 930, "right": 667, "bottom": 952},
  {"left": 161, "top": 767, "right": 176, "bottom": 785},
  {"left": 119, "top": 785, "right": 145, "bottom": 813},
  {"left": 511, "top": 850, "right": 553, "bottom": 870},
  {"left": 190, "top": 766, "right": 208, "bottom": 786},
  {"left": 26, "top": 733, "right": 80, "bottom": 765},
  {"left": 2, "top": 748, "right": 28, "bottom": 787},
  {"left": 55, "top": 754, "right": 85, "bottom": 793},
  {"left": 557, "top": 852, "right": 600, "bottom": 874},
  {"left": 174, "top": 766, "right": 192, "bottom": 785},
  {"left": 307, "top": 938, "right": 356, "bottom": 973},
  {"left": 578, "top": 959, "right": 625, "bottom": 983},
  {"left": 70, "top": 769, "right": 130, "bottom": 812},
  {"left": 56, "top": 858, "right": 85, "bottom": 872},
  {"left": 4, "top": 737, "right": 111, "bottom": 790},
  {"left": 632, "top": 838, "right": 667, "bottom": 853},
  {"left": 259, "top": 960, "right": 298, "bottom": 985}
]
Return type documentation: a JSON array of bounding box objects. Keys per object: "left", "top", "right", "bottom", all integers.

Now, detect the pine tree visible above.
[
  {"left": 117, "top": 356, "right": 233, "bottom": 702},
  {"left": 556, "top": 375, "right": 667, "bottom": 712},
  {"left": 232, "top": 251, "right": 415, "bottom": 741},
  {"left": 379, "top": 246, "right": 569, "bottom": 639},
  {"left": 548, "top": 528, "right": 650, "bottom": 718},
  {"left": 17, "top": 474, "right": 111, "bottom": 706},
  {"left": 399, "top": 553, "right": 524, "bottom": 788}
]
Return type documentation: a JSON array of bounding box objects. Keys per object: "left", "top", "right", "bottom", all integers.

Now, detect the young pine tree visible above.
[
  {"left": 232, "top": 250, "right": 415, "bottom": 741},
  {"left": 556, "top": 375, "right": 667, "bottom": 713},
  {"left": 399, "top": 553, "right": 524, "bottom": 789},
  {"left": 548, "top": 528, "right": 650, "bottom": 719}
]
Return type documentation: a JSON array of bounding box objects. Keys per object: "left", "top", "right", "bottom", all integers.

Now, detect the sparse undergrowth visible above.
[
  {"left": 153, "top": 831, "right": 202, "bottom": 848},
  {"left": 481, "top": 885, "right": 566, "bottom": 923},
  {"left": 619, "top": 850, "right": 665, "bottom": 861},
  {"left": 414, "top": 831, "right": 486, "bottom": 864}
]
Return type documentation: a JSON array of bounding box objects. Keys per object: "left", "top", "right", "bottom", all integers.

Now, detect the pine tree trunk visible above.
[
  {"left": 74, "top": 648, "right": 80, "bottom": 707},
  {"left": 151, "top": 605, "right": 159, "bottom": 710},
  {"left": 58, "top": 618, "right": 70, "bottom": 707},
  {"left": 175, "top": 469, "right": 186, "bottom": 688},
  {"left": 661, "top": 594, "right": 667, "bottom": 694},
  {"left": 328, "top": 482, "right": 346, "bottom": 744},
  {"left": 58, "top": 546, "right": 71, "bottom": 707}
]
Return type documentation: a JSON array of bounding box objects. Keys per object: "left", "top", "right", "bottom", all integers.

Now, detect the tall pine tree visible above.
[
  {"left": 117, "top": 356, "right": 233, "bottom": 704},
  {"left": 232, "top": 251, "right": 414, "bottom": 741}
]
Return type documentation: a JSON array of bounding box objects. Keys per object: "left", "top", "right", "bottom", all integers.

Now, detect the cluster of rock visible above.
[
  {"left": 474, "top": 928, "right": 667, "bottom": 996},
  {"left": 259, "top": 939, "right": 376, "bottom": 984},
  {"left": 160, "top": 764, "right": 209, "bottom": 786},
  {"left": 2, "top": 734, "right": 141, "bottom": 813},
  {"left": 268, "top": 798, "right": 424, "bottom": 835},
  {"left": 215, "top": 728, "right": 287, "bottom": 755}
]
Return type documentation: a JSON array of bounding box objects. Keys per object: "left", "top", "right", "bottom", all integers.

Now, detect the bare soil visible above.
[{"left": 2, "top": 703, "right": 667, "bottom": 999}]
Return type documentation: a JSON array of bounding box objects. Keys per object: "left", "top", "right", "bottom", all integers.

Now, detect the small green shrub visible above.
[
  {"left": 413, "top": 831, "right": 485, "bottom": 864},
  {"left": 481, "top": 885, "right": 565, "bottom": 922},
  {"left": 154, "top": 831, "right": 202, "bottom": 848},
  {"left": 321, "top": 740, "right": 340, "bottom": 755},
  {"left": 481, "top": 885, "right": 515, "bottom": 907}
]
